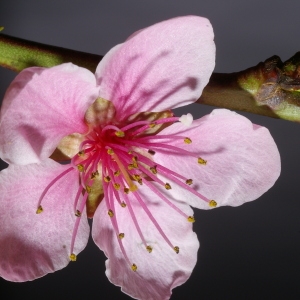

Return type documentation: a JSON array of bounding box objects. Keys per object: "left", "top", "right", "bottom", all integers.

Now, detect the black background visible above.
[{"left": 0, "top": 1, "right": 299, "bottom": 299}]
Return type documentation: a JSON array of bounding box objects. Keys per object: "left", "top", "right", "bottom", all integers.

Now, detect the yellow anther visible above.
[
  {"left": 150, "top": 166, "right": 157, "bottom": 174},
  {"left": 114, "top": 183, "right": 121, "bottom": 190},
  {"left": 36, "top": 205, "right": 43, "bottom": 214},
  {"left": 121, "top": 201, "right": 127, "bottom": 207},
  {"left": 184, "top": 137, "right": 192, "bottom": 144},
  {"left": 130, "top": 184, "right": 138, "bottom": 192},
  {"left": 149, "top": 123, "right": 156, "bottom": 128},
  {"left": 148, "top": 149, "right": 156, "bottom": 155},
  {"left": 132, "top": 174, "right": 141, "bottom": 181},
  {"left": 138, "top": 179, "right": 143, "bottom": 185},
  {"left": 0, "top": 27, "right": 4, "bottom": 32},
  {"left": 86, "top": 185, "right": 92, "bottom": 193},
  {"left": 209, "top": 200, "right": 217, "bottom": 207},
  {"left": 91, "top": 170, "right": 99, "bottom": 179},
  {"left": 118, "top": 233, "right": 125, "bottom": 239},
  {"left": 186, "top": 179, "right": 193, "bottom": 185},
  {"left": 132, "top": 156, "right": 138, "bottom": 162},
  {"left": 128, "top": 163, "right": 138, "bottom": 170},
  {"left": 78, "top": 150, "right": 85, "bottom": 156},
  {"left": 174, "top": 246, "right": 180, "bottom": 254},
  {"left": 128, "top": 164, "right": 134, "bottom": 170},
  {"left": 108, "top": 209, "right": 114, "bottom": 217},
  {"left": 104, "top": 176, "right": 111, "bottom": 183},
  {"left": 114, "top": 170, "right": 120, "bottom": 176},
  {"left": 124, "top": 187, "right": 130, "bottom": 194},
  {"left": 69, "top": 253, "right": 77, "bottom": 261},
  {"left": 77, "top": 164, "right": 85, "bottom": 172},
  {"left": 146, "top": 245, "right": 153, "bottom": 253},
  {"left": 187, "top": 216, "right": 195, "bottom": 223},
  {"left": 115, "top": 130, "right": 125, "bottom": 137},
  {"left": 131, "top": 264, "right": 138, "bottom": 272},
  {"left": 75, "top": 210, "right": 81, "bottom": 217},
  {"left": 107, "top": 149, "right": 114, "bottom": 155},
  {"left": 198, "top": 157, "right": 207, "bottom": 165},
  {"left": 165, "top": 183, "right": 172, "bottom": 190}
]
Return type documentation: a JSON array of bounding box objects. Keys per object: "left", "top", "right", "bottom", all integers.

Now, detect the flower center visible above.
[{"left": 37, "top": 112, "right": 217, "bottom": 270}]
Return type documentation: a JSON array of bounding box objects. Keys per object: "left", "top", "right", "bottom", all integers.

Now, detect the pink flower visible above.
[{"left": 0, "top": 16, "right": 280, "bottom": 300}]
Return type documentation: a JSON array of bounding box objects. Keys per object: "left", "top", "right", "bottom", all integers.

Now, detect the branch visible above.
[{"left": 1, "top": 33, "right": 300, "bottom": 122}]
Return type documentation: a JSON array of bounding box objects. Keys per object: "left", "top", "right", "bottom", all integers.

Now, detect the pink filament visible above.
[{"left": 37, "top": 167, "right": 73, "bottom": 208}]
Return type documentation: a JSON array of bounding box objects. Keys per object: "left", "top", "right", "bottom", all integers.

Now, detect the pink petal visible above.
[
  {"left": 92, "top": 187, "right": 199, "bottom": 300},
  {"left": 0, "top": 159, "right": 89, "bottom": 281},
  {"left": 0, "top": 63, "right": 99, "bottom": 165},
  {"left": 96, "top": 16, "right": 215, "bottom": 121},
  {"left": 153, "top": 109, "right": 281, "bottom": 209}
]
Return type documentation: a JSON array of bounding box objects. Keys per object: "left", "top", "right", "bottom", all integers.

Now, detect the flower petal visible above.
[
  {"left": 0, "top": 159, "right": 89, "bottom": 281},
  {"left": 96, "top": 16, "right": 215, "bottom": 121},
  {"left": 0, "top": 63, "right": 99, "bottom": 165},
  {"left": 153, "top": 109, "right": 281, "bottom": 209},
  {"left": 92, "top": 186, "right": 199, "bottom": 300}
]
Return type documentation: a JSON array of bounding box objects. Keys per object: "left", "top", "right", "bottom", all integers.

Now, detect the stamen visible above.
[
  {"left": 121, "top": 201, "right": 127, "bottom": 207},
  {"left": 114, "top": 170, "right": 120, "bottom": 176},
  {"left": 150, "top": 166, "right": 158, "bottom": 174},
  {"left": 75, "top": 210, "right": 81, "bottom": 217},
  {"left": 187, "top": 216, "right": 195, "bottom": 223},
  {"left": 146, "top": 245, "right": 153, "bottom": 253},
  {"left": 209, "top": 200, "right": 217, "bottom": 207},
  {"left": 86, "top": 185, "right": 92, "bottom": 193},
  {"left": 37, "top": 167, "right": 73, "bottom": 210},
  {"left": 115, "top": 130, "right": 125, "bottom": 137},
  {"left": 198, "top": 157, "right": 207, "bottom": 165},
  {"left": 91, "top": 170, "right": 99, "bottom": 179},
  {"left": 186, "top": 179, "right": 193, "bottom": 185},
  {"left": 77, "top": 164, "right": 85, "bottom": 172},
  {"left": 184, "top": 137, "right": 192, "bottom": 144},
  {"left": 107, "top": 149, "right": 114, "bottom": 155},
  {"left": 36, "top": 205, "right": 43, "bottom": 214},
  {"left": 78, "top": 150, "right": 85, "bottom": 156},
  {"left": 131, "top": 264, "right": 138, "bottom": 272},
  {"left": 173, "top": 246, "right": 180, "bottom": 254},
  {"left": 108, "top": 209, "right": 114, "bottom": 217},
  {"left": 165, "top": 183, "right": 172, "bottom": 190},
  {"left": 118, "top": 233, "right": 125, "bottom": 239},
  {"left": 104, "top": 176, "right": 111, "bottom": 182},
  {"left": 70, "top": 253, "right": 77, "bottom": 261},
  {"left": 148, "top": 149, "right": 156, "bottom": 155},
  {"left": 114, "top": 183, "right": 121, "bottom": 190}
]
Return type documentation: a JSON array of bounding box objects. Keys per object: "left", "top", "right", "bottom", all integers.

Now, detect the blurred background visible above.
[{"left": 0, "top": 0, "right": 299, "bottom": 299}]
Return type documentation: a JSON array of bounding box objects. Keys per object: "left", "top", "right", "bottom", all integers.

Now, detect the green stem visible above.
[
  {"left": 0, "top": 33, "right": 101, "bottom": 72},
  {"left": 1, "top": 33, "right": 300, "bottom": 122}
]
